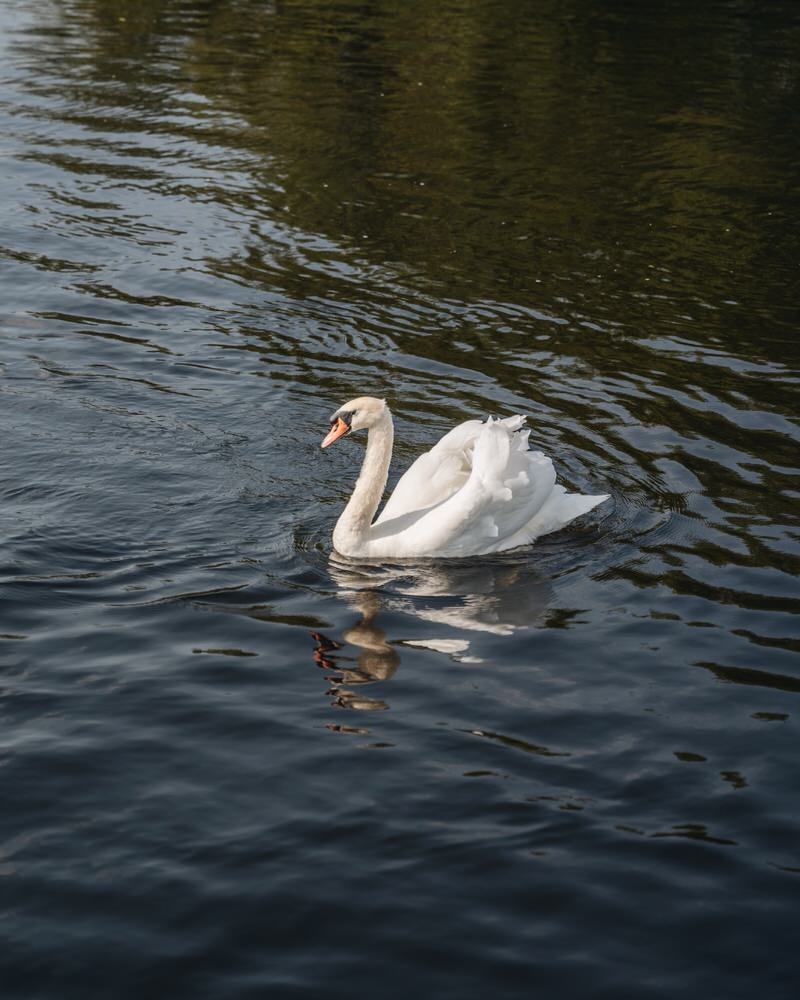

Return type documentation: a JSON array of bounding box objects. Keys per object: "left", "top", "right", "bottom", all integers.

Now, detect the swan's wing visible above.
[
  {"left": 465, "top": 422, "right": 609, "bottom": 552},
  {"left": 375, "top": 416, "right": 524, "bottom": 524},
  {"left": 374, "top": 419, "right": 480, "bottom": 524},
  {"left": 370, "top": 418, "right": 548, "bottom": 556},
  {"left": 368, "top": 417, "right": 607, "bottom": 558}
]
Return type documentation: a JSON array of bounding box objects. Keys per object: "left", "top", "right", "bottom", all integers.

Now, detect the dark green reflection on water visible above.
[
  {"left": 57, "top": 0, "right": 800, "bottom": 321},
  {"left": 43, "top": 0, "right": 800, "bottom": 424},
  {"left": 21, "top": 0, "right": 800, "bottom": 607}
]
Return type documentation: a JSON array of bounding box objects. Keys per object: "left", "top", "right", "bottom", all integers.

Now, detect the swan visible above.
[{"left": 320, "top": 396, "right": 609, "bottom": 559}]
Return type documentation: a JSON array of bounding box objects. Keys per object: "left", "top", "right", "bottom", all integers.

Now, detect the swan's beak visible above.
[{"left": 321, "top": 417, "right": 350, "bottom": 448}]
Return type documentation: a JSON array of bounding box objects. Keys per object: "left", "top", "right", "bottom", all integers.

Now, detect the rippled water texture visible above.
[{"left": 2, "top": 1, "right": 799, "bottom": 996}]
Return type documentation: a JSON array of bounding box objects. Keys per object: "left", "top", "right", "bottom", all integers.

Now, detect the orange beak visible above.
[{"left": 321, "top": 417, "right": 350, "bottom": 449}]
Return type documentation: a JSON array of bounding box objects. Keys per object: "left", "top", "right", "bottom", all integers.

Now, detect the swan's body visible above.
[{"left": 321, "top": 396, "right": 609, "bottom": 560}]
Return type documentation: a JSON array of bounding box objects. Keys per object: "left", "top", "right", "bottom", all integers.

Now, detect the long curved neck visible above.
[{"left": 333, "top": 409, "right": 394, "bottom": 554}]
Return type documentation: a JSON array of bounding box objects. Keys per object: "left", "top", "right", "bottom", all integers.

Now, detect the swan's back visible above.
[{"left": 366, "top": 415, "right": 608, "bottom": 559}]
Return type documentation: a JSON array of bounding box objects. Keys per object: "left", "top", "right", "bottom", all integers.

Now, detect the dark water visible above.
[{"left": 2, "top": 0, "right": 799, "bottom": 995}]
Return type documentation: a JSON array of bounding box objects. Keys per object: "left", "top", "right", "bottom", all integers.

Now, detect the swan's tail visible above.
[
  {"left": 512, "top": 485, "right": 610, "bottom": 545},
  {"left": 469, "top": 417, "right": 609, "bottom": 552}
]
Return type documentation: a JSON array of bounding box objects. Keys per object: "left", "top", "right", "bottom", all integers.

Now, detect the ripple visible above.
[{"left": 2, "top": 0, "right": 799, "bottom": 995}]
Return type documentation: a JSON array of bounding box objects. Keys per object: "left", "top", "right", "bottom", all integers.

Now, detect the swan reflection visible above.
[
  {"left": 311, "top": 588, "right": 398, "bottom": 711},
  {"left": 313, "top": 554, "right": 552, "bottom": 712}
]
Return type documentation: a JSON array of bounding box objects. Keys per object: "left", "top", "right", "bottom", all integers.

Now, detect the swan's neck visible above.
[{"left": 333, "top": 409, "right": 394, "bottom": 555}]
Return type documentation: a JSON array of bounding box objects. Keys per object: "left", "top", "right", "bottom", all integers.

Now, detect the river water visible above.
[{"left": 1, "top": 1, "right": 799, "bottom": 996}]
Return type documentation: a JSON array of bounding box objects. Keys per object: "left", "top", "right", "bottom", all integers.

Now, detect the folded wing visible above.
[
  {"left": 376, "top": 416, "right": 524, "bottom": 525},
  {"left": 367, "top": 416, "right": 608, "bottom": 558}
]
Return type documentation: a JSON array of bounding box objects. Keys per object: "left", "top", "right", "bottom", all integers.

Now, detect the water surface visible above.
[{"left": 1, "top": 1, "right": 799, "bottom": 997}]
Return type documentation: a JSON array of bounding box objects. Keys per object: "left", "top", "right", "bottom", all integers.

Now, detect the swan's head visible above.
[{"left": 321, "top": 396, "right": 388, "bottom": 448}]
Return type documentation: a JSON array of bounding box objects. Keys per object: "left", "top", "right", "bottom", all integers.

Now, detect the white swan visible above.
[{"left": 321, "top": 396, "right": 609, "bottom": 559}]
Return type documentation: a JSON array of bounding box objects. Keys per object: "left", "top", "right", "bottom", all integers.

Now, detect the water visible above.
[{"left": 1, "top": 0, "right": 799, "bottom": 995}]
